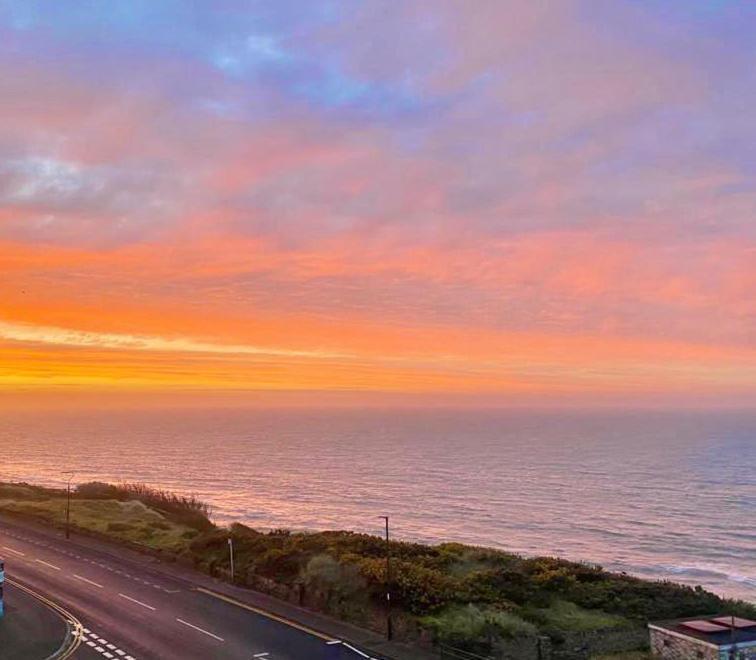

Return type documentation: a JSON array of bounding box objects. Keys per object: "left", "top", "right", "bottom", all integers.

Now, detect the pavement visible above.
[
  {"left": 0, "top": 515, "right": 436, "bottom": 660},
  {"left": 0, "top": 579, "right": 72, "bottom": 660}
]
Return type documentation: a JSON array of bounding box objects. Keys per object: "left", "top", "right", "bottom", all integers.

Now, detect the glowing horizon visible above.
[{"left": 1, "top": 2, "right": 754, "bottom": 406}]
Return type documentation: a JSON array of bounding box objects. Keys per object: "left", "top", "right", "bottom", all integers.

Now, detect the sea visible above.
[{"left": 0, "top": 406, "right": 753, "bottom": 602}]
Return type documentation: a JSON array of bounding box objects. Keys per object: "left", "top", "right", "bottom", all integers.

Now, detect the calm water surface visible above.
[{"left": 0, "top": 407, "right": 753, "bottom": 602}]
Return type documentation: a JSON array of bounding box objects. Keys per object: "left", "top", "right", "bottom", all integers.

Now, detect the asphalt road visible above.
[
  {"left": 0, "top": 580, "right": 69, "bottom": 660},
  {"left": 0, "top": 522, "right": 380, "bottom": 660}
]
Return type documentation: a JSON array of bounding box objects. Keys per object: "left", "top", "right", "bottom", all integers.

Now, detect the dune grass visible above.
[{"left": 0, "top": 492, "right": 199, "bottom": 552}]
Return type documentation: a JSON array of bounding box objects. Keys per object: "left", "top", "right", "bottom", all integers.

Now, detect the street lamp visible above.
[
  {"left": 62, "top": 472, "right": 74, "bottom": 540},
  {"left": 228, "top": 536, "right": 235, "bottom": 583},
  {"left": 379, "top": 515, "right": 392, "bottom": 641}
]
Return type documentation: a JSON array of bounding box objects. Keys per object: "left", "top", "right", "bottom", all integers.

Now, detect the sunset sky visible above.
[{"left": 1, "top": 1, "right": 754, "bottom": 406}]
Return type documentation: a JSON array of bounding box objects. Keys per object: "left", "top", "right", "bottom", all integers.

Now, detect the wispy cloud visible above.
[
  {"left": 0, "top": 1, "right": 753, "bottom": 401},
  {"left": 0, "top": 320, "right": 348, "bottom": 360}
]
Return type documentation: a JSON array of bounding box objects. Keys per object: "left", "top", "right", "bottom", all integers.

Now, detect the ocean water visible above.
[{"left": 0, "top": 407, "right": 753, "bottom": 602}]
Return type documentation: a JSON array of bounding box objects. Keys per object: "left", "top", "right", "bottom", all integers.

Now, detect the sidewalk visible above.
[{"left": 0, "top": 513, "right": 437, "bottom": 660}]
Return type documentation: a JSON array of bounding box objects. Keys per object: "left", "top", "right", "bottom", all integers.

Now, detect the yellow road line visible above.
[
  {"left": 194, "top": 587, "right": 336, "bottom": 641},
  {"left": 6, "top": 577, "right": 83, "bottom": 659}
]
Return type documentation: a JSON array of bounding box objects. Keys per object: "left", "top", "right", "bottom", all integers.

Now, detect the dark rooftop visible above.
[{"left": 650, "top": 616, "right": 756, "bottom": 647}]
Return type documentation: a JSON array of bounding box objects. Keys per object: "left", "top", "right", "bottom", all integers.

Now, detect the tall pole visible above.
[
  {"left": 731, "top": 613, "right": 736, "bottom": 657},
  {"left": 62, "top": 472, "right": 74, "bottom": 540},
  {"left": 380, "top": 515, "right": 392, "bottom": 641},
  {"left": 228, "top": 537, "right": 235, "bottom": 583}
]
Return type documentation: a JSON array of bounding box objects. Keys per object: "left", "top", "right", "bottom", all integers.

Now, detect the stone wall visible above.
[{"left": 649, "top": 628, "right": 719, "bottom": 660}]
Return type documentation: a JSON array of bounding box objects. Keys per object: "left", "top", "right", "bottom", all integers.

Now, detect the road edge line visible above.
[
  {"left": 6, "top": 577, "right": 83, "bottom": 660},
  {"left": 194, "top": 587, "right": 336, "bottom": 642}
]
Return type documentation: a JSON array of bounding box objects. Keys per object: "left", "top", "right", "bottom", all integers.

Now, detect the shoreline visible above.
[
  {"left": 2, "top": 475, "right": 753, "bottom": 605},
  {"left": 1, "top": 479, "right": 754, "bottom": 654}
]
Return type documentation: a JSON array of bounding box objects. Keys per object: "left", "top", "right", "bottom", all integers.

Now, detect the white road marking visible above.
[
  {"left": 253, "top": 653, "right": 270, "bottom": 658},
  {"left": 341, "top": 642, "right": 375, "bottom": 659},
  {"left": 118, "top": 593, "right": 157, "bottom": 611},
  {"left": 2, "top": 545, "right": 25, "bottom": 556},
  {"left": 82, "top": 628, "right": 135, "bottom": 659},
  {"left": 35, "top": 559, "right": 61, "bottom": 571},
  {"left": 73, "top": 574, "right": 104, "bottom": 589},
  {"left": 176, "top": 618, "right": 225, "bottom": 642}
]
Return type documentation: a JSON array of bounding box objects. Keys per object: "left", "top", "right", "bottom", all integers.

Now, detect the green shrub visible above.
[
  {"left": 422, "top": 604, "right": 536, "bottom": 652},
  {"left": 523, "top": 600, "right": 629, "bottom": 632},
  {"left": 255, "top": 548, "right": 301, "bottom": 582},
  {"left": 77, "top": 482, "right": 125, "bottom": 500},
  {"left": 303, "top": 554, "right": 366, "bottom": 599}
]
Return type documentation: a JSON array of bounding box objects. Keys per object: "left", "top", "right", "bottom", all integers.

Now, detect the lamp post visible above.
[
  {"left": 62, "top": 472, "right": 74, "bottom": 540},
  {"left": 228, "top": 536, "right": 235, "bottom": 583},
  {"left": 379, "top": 515, "right": 392, "bottom": 641}
]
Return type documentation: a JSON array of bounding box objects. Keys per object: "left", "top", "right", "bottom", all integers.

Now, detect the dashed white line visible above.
[
  {"left": 253, "top": 653, "right": 270, "bottom": 658},
  {"left": 118, "top": 593, "right": 156, "bottom": 611},
  {"left": 73, "top": 574, "right": 104, "bottom": 589},
  {"left": 2, "top": 545, "right": 25, "bottom": 556},
  {"left": 35, "top": 559, "right": 61, "bottom": 571},
  {"left": 176, "top": 618, "right": 225, "bottom": 642}
]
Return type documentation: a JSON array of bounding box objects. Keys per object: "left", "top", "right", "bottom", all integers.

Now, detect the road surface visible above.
[
  {"left": 0, "top": 520, "right": 384, "bottom": 660},
  {"left": 0, "top": 579, "right": 73, "bottom": 659}
]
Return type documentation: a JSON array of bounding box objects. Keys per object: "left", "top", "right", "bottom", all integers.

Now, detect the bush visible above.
[
  {"left": 523, "top": 600, "right": 629, "bottom": 632},
  {"left": 77, "top": 482, "right": 126, "bottom": 500},
  {"left": 303, "top": 554, "right": 366, "bottom": 600},
  {"left": 422, "top": 604, "right": 536, "bottom": 652},
  {"left": 115, "top": 483, "right": 213, "bottom": 528},
  {"left": 254, "top": 548, "right": 301, "bottom": 582},
  {"left": 0, "top": 483, "right": 53, "bottom": 501}
]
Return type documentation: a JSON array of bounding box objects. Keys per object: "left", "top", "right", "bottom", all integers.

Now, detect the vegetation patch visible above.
[
  {"left": 1, "top": 480, "right": 753, "bottom": 657},
  {"left": 523, "top": 600, "right": 630, "bottom": 633}
]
